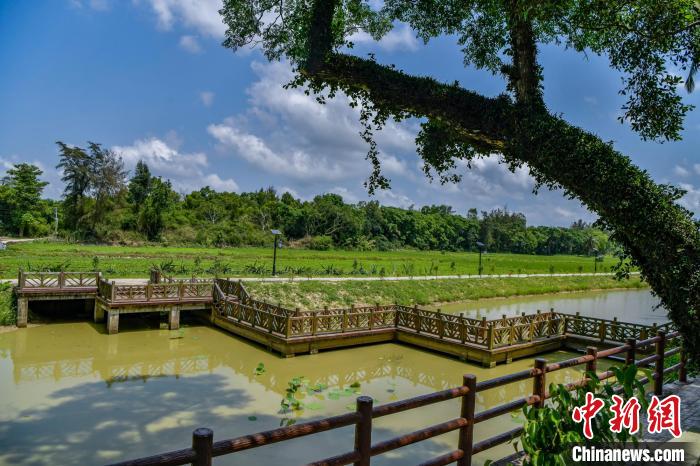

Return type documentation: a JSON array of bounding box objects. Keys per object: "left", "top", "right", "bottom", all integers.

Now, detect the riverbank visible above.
[
  {"left": 0, "top": 283, "right": 15, "bottom": 326},
  {"left": 245, "top": 275, "right": 647, "bottom": 309}
]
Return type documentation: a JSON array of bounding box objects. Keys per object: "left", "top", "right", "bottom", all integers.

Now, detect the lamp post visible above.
[
  {"left": 592, "top": 248, "right": 599, "bottom": 273},
  {"left": 476, "top": 241, "right": 486, "bottom": 276},
  {"left": 271, "top": 229, "right": 281, "bottom": 275}
]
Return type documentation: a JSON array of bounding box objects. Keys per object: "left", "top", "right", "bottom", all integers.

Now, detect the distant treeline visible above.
[{"left": 0, "top": 141, "right": 612, "bottom": 255}]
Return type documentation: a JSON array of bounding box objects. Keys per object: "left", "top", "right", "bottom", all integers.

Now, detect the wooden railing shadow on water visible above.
[{"left": 106, "top": 329, "right": 687, "bottom": 466}]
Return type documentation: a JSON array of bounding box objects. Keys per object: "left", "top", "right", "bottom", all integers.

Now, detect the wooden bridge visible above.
[
  {"left": 13, "top": 272, "right": 673, "bottom": 366},
  {"left": 14, "top": 271, "right": 213, "bottom": 334}
]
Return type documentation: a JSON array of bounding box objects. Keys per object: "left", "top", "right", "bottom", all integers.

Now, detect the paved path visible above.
[{"left": 1, "top": 271, "right": 639, "bottom": 286}]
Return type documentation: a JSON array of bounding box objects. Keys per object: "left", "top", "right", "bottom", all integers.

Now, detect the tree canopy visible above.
[{"left": 220, "top": 0, "right": 700, "bottom": 357}]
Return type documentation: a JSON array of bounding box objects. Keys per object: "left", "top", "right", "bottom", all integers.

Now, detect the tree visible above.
[
  {"left": 0, "top": 163, "right": 49, "bottom": 236},
  {"left": 138, "top": 177, "right": 177, "bottom": 240},
  {"left": 88, "top": 142, "right": 127, "bottom": 228},
  {"left": 221, "top": 1, "right": 700, "bottom": 356},
  {"left": 128, "top": 160, "right": 152, "bottom": 209},
  {"left": 56, "top": 142, "right": 92, "bottom": 232}
]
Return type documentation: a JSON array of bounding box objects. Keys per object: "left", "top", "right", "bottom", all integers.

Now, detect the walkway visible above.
[
  {"left": 0, "top": 271, "right": 641, "bottom": 286},
  {"left": 644, "top": 377, "right": 700, "bottom": 463}
]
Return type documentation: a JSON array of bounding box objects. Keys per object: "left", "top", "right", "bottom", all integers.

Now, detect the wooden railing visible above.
[
  {"left": 17, "top": 270, "right": 101, "bottom": 290},
  {"left": 560, "top": 312, "right": 674, "bottom": 342},
  {"left": 99, "top": 279, "right": 212, "bottom": 303},
  {"left": 107, "top": 329, "right": 687, "bottom": 466},
  {"left": 211, "top": 280, "right": 672, "bottom": 351}
]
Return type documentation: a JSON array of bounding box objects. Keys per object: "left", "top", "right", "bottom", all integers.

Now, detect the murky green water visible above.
[
  {"left": 0, "top": 291, "right": 658, "bottom": 465},
  {"left": 430, "top": 288, "right": 667, "bottom": 325}
]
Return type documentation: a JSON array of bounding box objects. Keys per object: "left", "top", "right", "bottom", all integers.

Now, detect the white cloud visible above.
[
  {"left": 143, "top": 0, "right": 226, "bottom": 38},
  {"left": 678, "top": 182, "right": 700, "bottom": 212},
  {"left": 351, "top": 24, "right": 419, "bottom": 52},
  {"left": 70, "top": 0, "right": 110, "bottom": 11},
  {"left": 112, "top": 136, "right": 238, "bottom": 193},
  {"left": 583, "top": 96, "right": 598, "bottom": 105},
  {"left": 179, "top": 35, "right": 202, "bottom": 53},
  {"left": 199, "top": 91, "right": 214, "bottom": 107},
  {"left": 674, "top": 165, "right": 690, "bottom": 177},
  {"left": 207, "top": 60, "right": 417, "bottom": 184}
]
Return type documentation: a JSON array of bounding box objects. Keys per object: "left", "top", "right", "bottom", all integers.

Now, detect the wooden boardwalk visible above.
[
  {"left": 13, "top": 271, "right": 673, "bottom": 365},
  {"left": 210, "top": 278, "right": 673, "bottom": 366}
]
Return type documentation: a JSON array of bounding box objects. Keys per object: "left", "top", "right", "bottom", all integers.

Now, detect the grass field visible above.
[
  {"left": 245, "top": 275, "right": 647, "bottom": 308},
  {"left": 0, "top": 240, "right": 624, "bottom": 279}
]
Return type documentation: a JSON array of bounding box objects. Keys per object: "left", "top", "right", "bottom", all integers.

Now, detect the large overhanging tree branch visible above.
[{"left": 221, "top": 0, "right": 700, "bottom": 358}]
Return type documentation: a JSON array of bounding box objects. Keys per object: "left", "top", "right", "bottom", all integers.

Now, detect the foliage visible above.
[
  {"left": 219, "top": 0, "right": 700, "bottom": 357},
  {"left": 0, "top": 163, "right": 52, "bottom": 237},
  {"left": 0, "top": 241, "right": 629, "bottom": 279},
  {"left": 519, "top": 364, "right": 650, "bottom": 465},
  {"left": 0, "top": 283, "right": 16, "bottom": 326},
  {"left": 308, "top": 235, "right": 334, "bottom": 251}
]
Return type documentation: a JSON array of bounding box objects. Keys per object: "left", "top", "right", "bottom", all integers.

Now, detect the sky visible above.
[{"left": 2, "top": 1, "right": 700, "bottom": 227}]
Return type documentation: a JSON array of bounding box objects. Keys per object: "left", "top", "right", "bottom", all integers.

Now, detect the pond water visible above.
[
  {"left": 0, "top": 289, "right": 663, "bottom": 466},
  {"left": 430, "top": 288, "right": 667, "bottom": 325}
]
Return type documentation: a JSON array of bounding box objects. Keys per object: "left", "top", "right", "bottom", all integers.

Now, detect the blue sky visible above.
[{"left": 2, "top": 0, "right": 700, "bottom": 226}]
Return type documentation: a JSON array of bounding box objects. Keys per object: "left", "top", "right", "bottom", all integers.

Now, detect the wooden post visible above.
[
  {"left": 457, "top": 374, "right": 476, "bottom": 466},
  {"left": 586, "top": 346, "right": 597, "bottom": 381},
  {"left": 487, "top": 324, "right": 494, "bottom": 350},
  {"left": 508, "top": 323, "right": 515, "bottom": 345},
  {"left": 679, "top": 341, "right": 688, "bottom": 383},
  {"left": 479, "top": 316, "right": 487, "bottom": 339},
  {"left": 437, "top": 309, "right": 443, "bottom": 339},
  {"left": 598, "top": 321, "right": 606, "bottom": 342},
  {"left": 285, "top": 315, "right": 293, "bottom": 338},
  {"left": 18, "top": 269, "right": 24, "bottom": 289},
  {"left": 342, "top": 308, "right": 348, "bottom": 332},
  {"left": 625, "top": 338, "right": 636, "bottom": 366},
  {"left": 528, "top": 322, "right": 534, "bottom": 342},
  {"left": 611, "top": 317, "right": 618, "bottom": 341},
  {"left": 312, "top": 311, "right": 318, "bottom": 335},
  {"left": 59, "top": 271, "right": 65, "bottom": 288},
  {"left": 354, "top": 396, "right": 373, "bottom": 466},
  {"left": 415, "top": 305, "right": 421, "bottom": 333},
  {"left": 191, "top": 427, "right": 213, "bottom": 466},
  {"left": 654, "top": 331, "right": 666, "bottom": 396},
  {"left": 533, "top": 358, "right": 547, "bottom": 408}
]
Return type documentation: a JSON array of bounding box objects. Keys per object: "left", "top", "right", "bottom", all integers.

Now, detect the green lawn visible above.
[
  {"left": 0, "top": 240, "right": 623, "bottom": 279},
  {"left": 245, "top": 275, "right": 646, "bottom": 308}
]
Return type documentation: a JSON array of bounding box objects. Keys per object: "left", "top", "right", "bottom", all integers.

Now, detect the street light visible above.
[
  {"left": 476, "top": 241, "right": 486, "bottom": 276},
  {"left": 592, "top": 248, "right": 599, "bottom": 273},
  {"left": 271, "top": 229, "right": 282, "bottom": 275}
]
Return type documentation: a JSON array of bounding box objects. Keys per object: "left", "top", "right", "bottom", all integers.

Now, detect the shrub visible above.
[{"left": 308, "top": 235, "right": 333, "bottom": 251}]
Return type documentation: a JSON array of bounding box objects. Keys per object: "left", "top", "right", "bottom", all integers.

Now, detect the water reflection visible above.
[
  {"left": 0, "top": 318, "right": 608, "bottom": 465},
  {"left": 430, "top": 288, "right": 667, "bottom": 325}
]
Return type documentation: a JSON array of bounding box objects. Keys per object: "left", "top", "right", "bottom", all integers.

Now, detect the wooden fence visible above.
[
  {"left": 106, "top": 329, "right": 687, "bottom": 466},
  {"left": 17, "top": 270, "right": 101, "bottom": 289},
  {"left": 99, "top": 279, "right": 212, "bottom": 303}
]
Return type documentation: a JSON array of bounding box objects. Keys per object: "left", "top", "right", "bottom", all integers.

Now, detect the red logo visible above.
[{"left": 571, "top": 392, "right": 682, "bottom": 439}]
